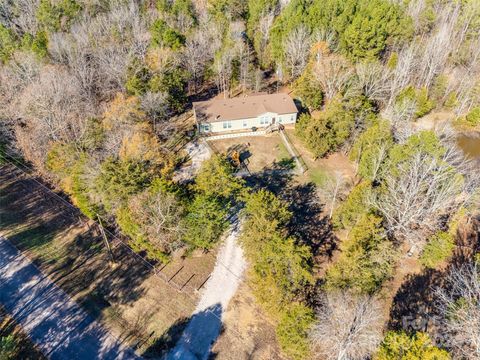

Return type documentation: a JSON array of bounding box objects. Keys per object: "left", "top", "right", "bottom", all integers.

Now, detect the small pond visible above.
[{"left": 457, "top": 133, "right": 480, "bottom": 159}]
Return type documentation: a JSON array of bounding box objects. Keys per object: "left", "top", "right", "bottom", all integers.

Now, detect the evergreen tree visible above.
[{"left": 375, "top": 332, "right": 450, "bottom": 360}]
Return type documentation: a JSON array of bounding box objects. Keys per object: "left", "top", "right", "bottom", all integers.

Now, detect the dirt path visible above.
[
  {"left": 173, "top": 140, "right": 212, "bottom": 182},
  {"left": 168, "top": 220, "right": 246, "bottom": 360},
  {"left": 0, "top": 237, "right": 140, "bottom": 360}
]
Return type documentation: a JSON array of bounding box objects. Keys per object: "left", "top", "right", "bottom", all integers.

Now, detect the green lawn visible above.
[{"left": 308, "top": 167, "right": 331, "bottom": 187}]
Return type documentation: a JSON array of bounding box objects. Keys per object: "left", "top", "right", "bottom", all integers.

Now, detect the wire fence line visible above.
[
  {"left": 0, "top": 151, "right": 204, "bottom": 294},
  {"left": 0, "top": 152, "right": 286, "bottom": 360}
]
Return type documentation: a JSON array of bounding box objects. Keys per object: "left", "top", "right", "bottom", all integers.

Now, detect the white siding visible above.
[{"left": 201, "top": 112, "right": 297, "bottom": 134}]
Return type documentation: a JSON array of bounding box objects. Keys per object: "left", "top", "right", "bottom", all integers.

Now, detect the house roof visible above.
[{"left": 193, "top": 93, "right": 298, "bottom": 123}]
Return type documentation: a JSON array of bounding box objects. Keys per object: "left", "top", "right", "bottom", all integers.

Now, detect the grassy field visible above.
[{"left": 0, "top": 164, "right": 215, "bottom": 357}]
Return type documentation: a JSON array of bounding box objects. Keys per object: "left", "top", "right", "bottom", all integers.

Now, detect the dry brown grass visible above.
[
  {"left": 211, "top": 283, "right": 285, "bottom": 360},
  {"left": 208, "top": 133, "right": 288, "bottom": 172}
]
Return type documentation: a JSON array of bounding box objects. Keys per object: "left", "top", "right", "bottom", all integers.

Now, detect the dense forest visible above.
[{"left": 1, "top": 0, "right": 480, "bottom": 359}]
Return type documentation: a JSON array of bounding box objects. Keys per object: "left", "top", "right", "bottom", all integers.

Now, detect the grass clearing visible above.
[
  {"left": 284, "top": 128, "right": 356, "bottom": 185},
  {"left": 308, "top": 167, "right": 330, "bottom": 187}
]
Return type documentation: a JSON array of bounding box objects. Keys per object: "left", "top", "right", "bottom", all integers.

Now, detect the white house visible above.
[{"left": 193, "top": 93, "right": 298, "bottom": 135}]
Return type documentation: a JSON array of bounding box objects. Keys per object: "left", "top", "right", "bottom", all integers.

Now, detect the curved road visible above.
[{"left": 0, "top": 237, "right": 140, "bottom": 360}]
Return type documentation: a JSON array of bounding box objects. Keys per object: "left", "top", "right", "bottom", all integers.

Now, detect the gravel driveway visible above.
[{"left": 168, "top": 220, "right": 246, "bottom": 360}]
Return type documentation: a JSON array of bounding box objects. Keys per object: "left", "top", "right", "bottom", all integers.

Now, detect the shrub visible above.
[
  {"left": 150, "top": 69, "right": 188, "bottom": 112},
  {"left": 0, "top": 24, "right": 18, "bottom": 62},
  {"left": 294, "top": 69, "right": 324, "bottom": 110},
  {"left": 420, "top": 231, "right": 455, "bottom": 269},
  {"left": 95, "top": 158, "right": 153, "bottom": 211},
  {"left": 415, "top": 87, "right": 435, "bottom": 118},
  {"left": 0, "top": 335, "right": 17, "bottom": 359},
  {"left": 296, "top": 98, "right": 355, "bottom": 158},
  {"left": 325, "top": 214, "right": 397, "bottom": 293},
  {"left": 150, "top": 19, "right": 185, "bottom": 50},
  {"left": 276, "top": 303, "right": 314, "bottom": 360},
  {"left": 375, "top": 331, "right": 450, "bottom": 360},
  {"left": 36, "top": 0, "right": 82, "bottom": 32},
  {"left": 183, "top": 194, "right": 229, "bottom": 249},
  {"left": 194, "top": 155, "right": 244, "bottom": 201},
  {"left": 349, "top": 119, "right": 393, "bottom": 180},
  {"left": 117, "top": 205, "right": 170, "bottom": 263},
  {"left": 125, "top": 59, "right": 152, "bottom": 96},
  {"left": 332, "top": 181, "right": 372, "bottom": 229},
  {"left": 465, "top": 107, "right": 480, "bottom": 127},
  {"left": 443, "top": 92, "right": 458, "bottom": 109},
  {"left": 241, "top": 190, "right": 313, "bottom": 312}
]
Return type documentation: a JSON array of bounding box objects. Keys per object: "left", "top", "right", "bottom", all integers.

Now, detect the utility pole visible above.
[{"left": 97, "top": 215, "right": 115, "bottom": 265}]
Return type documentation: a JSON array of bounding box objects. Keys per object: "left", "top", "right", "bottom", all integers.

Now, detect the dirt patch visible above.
[
  {"left": 0, "top": 164, "right": 215, "bottom": 356},
  {"left": 0, "top": 306, "right": 46, "bottom": 359},
  {"left": 210, "top": 283, "right": 284, "bottom": 360},
  {"left": 414, "top": 111, "right": 454, "bottom": 131},
  {"left": 208, "top": 134, "right": 289, "bottom": 173}
]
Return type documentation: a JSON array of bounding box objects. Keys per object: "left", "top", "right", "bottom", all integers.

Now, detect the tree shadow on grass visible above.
[
  {"left": 246, "top": 162, "right": 337, "bottom": 259},
  {"left": 283, "top": 182, "right": 337, "bottom": 259},
  {"left": 142, "top": 317, "right": 190, "bottom": 358},
  {"left": 388, "top": 220, "right": 480, "bottom": 334},
  {"left": 0, "top": 167, "right": 153, "bottom": 348},
  {"left": 144, "top": 303, "right": 224, "bottom": 360},
  {"left": 388, "top": 269, "right": 444, "bottom": 333},
  {"left": 246, "top": 161, "right": 294, "bottom": 194},
  {"left": 49, "top": 230, "right": 151, "bottom": 319}
]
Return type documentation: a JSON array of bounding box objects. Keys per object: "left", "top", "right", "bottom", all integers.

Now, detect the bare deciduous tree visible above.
[
  {"left": 313, "top": 52, "right": 354, "bottom": 100},
  {"left": 434, "top": 263, "right": 480, "bottom": 360},
  {"left": 321, "top": 171, "right": 347, "bottom": 219},
  {"left": 258, "top": 8, "right": 275, "bottom": 64},
  {"left": 214, "top": 51, "right": 233, "bottom": 98},
  {"left": 284, "top": 25, "right": 311, "bottom": 79},
  {"left": 47, "top": 1, "right": 150, "bottom": 98},
  {"left": 416, "top": 4, "right": 461, "bottom": 88},
  {"left": 19, "top": 65, "right": 93, "bottom": 143},
  {"left": 310, "top": 291, "right": 384, "bottom": 360},
  {"left": 0, "top": 0, "right": 39, "bottom": 34},
  {"left": 182, "top": 23, "right": 221, "bottom": 93},
  {"left": 129, "top": 190, "right": 185, "bottom": 253},
  {"left": 385, "top": 44, "right": 418, "bottom": 110},
  {"left": 355, "top": 62, "right": 391, "bottom": 103},
  {"left": 0, "top": 51, "right": 41, "bottom": 113},
  {"left": 372, "top": 142, "right": 475, "bottom": 252}
]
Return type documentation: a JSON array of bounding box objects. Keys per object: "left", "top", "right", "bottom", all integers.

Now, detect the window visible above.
[
  {"left": 201, "top": 124, "right": 210, "bottom": 132},
  {"left": 290, "top": 115, "right": 294, "bottom": 122},
  {"left": 223, "top": 121, "right": 232, "bottom": 129},
  {"left": 278, "top": 117, "right": 283, "bottom": 123},
  {"left": 243, "top": 120, "right": 248, "bottom": 127},
  {"left": 260, "top": 116, "right": 268, "bottom": 125}
]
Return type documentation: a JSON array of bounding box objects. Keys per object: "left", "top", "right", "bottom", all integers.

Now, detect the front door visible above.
[{"left": 272, "top": 117, "right": 276, "bottom": 124}]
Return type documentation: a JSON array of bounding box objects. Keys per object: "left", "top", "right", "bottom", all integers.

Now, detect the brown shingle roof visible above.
[{"left": 193, "top": 93, "right": 298, "bottom": 123}]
